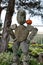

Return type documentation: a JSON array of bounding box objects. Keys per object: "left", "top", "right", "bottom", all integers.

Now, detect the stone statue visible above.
[{"left": 11, "top": 8, "right": 38, "bottom": 65}]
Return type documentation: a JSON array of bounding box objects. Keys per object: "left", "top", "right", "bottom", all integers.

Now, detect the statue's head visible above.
[{"left": 17, "top": 8, "right": 26, "bottom": 25}]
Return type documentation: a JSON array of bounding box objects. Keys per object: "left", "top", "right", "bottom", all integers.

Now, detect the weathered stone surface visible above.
[
  {"left": 17, "top": 8, "right": 26, "bottom": 25},
  {"left": 15, "top": 25, "right": 29, "bottom": 42},
  {"left": 23, "top": 62, "right": 29, "bottom": 65},
  {"left": 20, "top": 41, "right": 29, "bottom": 53},
  {"left": 13, "top": 55, "right": 19, "bottom": 62},
  {"left": 12, "top": 63, "right": 18, "bottom": 65},
  {"left": 12, "top": 9, "right": 38, "bottom": 65},
  {"left": 21, "top": 53, "right": 30, "bottom": 62},
  {"left": 27, "top": 25, "right": 38, "bottom": 41},
  {"left": 12, "top": 41, "right": 20, "bottom": 55}
]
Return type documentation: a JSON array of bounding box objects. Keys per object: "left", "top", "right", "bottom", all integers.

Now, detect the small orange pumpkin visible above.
[{"left": 26, "top": 19, "right": 32, "bottom": 24}]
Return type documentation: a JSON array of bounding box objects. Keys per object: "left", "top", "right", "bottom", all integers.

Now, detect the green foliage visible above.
[
  {"left": 17, "top": 48, "right": 22, "bottom": 57},
  {"left": 0, "top": 52, "right": 43, "bottom": 65},
  {"left": 8, "top": 42, "right": 13, "bottom": 52},
  {"left": 29, "top": 44, "right": 43, "bottom": 56},
  {"left": 0, "top": 52, "right": 13, "bottom": 65},
  {"left": 8, "top": 42, "right": 22, "bottom": 55},
  {"left": 0, "top": 43, "right": 43, "bottom": 65},
  {"left": 8, "top": 42, "right": 13, "bottom": 49},
  {"left": 29, "top": 59, "right": 38, "bottom": 65},
  {"left": 29, "top": 58, "right": 43, "bottom": 65}
]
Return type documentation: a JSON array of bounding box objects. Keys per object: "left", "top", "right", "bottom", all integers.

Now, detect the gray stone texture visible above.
[
  {"left": 15, "top": 25, "right": 29, "bottom": 42},
  {"left": 12, "top": 63, "right": 18, "bottom": 65},
  {"left": 23, "top": 62, "right": 29, "bottom": 65},
  {"left": 12, "top": 41, "right": 20, "bottom": 55},
  {"left": 20, "top": 41, "right": 29, "bottom": 54},
  {"left": 17, "top": 8, "right": 26, "bottom": 25},
  {"left": 11, "top": 8, "right": 38, "bottom": 65}
]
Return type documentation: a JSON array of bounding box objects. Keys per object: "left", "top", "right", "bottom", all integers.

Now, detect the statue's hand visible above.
[
  {"left": 11, "top": 24, "right": 17, "bottom": 30},
  {"left": 26, "top": 39, "right": 30, "bottom": 44}
]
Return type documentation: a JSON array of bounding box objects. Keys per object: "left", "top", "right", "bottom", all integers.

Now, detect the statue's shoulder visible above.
[{"left": 27, "top": 25, "right": 34, "bottom": 31}]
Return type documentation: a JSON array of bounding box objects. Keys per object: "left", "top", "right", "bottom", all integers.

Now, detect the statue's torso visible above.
[{"left": 15, "top": 25, "right": 29, "bottom": 42}]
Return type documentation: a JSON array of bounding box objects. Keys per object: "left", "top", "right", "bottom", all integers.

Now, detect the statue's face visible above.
[{"left": 17, "top": 9, "right": 26, "bottom": 25}]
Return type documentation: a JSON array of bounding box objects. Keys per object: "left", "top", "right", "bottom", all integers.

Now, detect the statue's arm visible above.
[
  {"left": 27, "top": 25, "right": 38, "bottom": 41},
  {"left": 9, "top": 24, "right": 17, "bottom": 39},
  {"left": 9, "top": 28, "right": 15, "bottom": 39}
]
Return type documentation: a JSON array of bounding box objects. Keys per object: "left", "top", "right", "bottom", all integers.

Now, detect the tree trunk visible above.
[
  {"left": 0, "top": 0, "right": 2, "bottom": 14},
  {"left": 0, "top": 0, "right": 2, "bottom": 3},
  {"left": 1, "top": 0, "right": 15, "bottom": 52}
]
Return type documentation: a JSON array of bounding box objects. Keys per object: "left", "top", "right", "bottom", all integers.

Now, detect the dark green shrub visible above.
[
  {"left": 0, "top": 52, "right": 13, "bottom": 65},
  {"left": 29, "top": 58, "right": 41, "bottom": 65}
]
